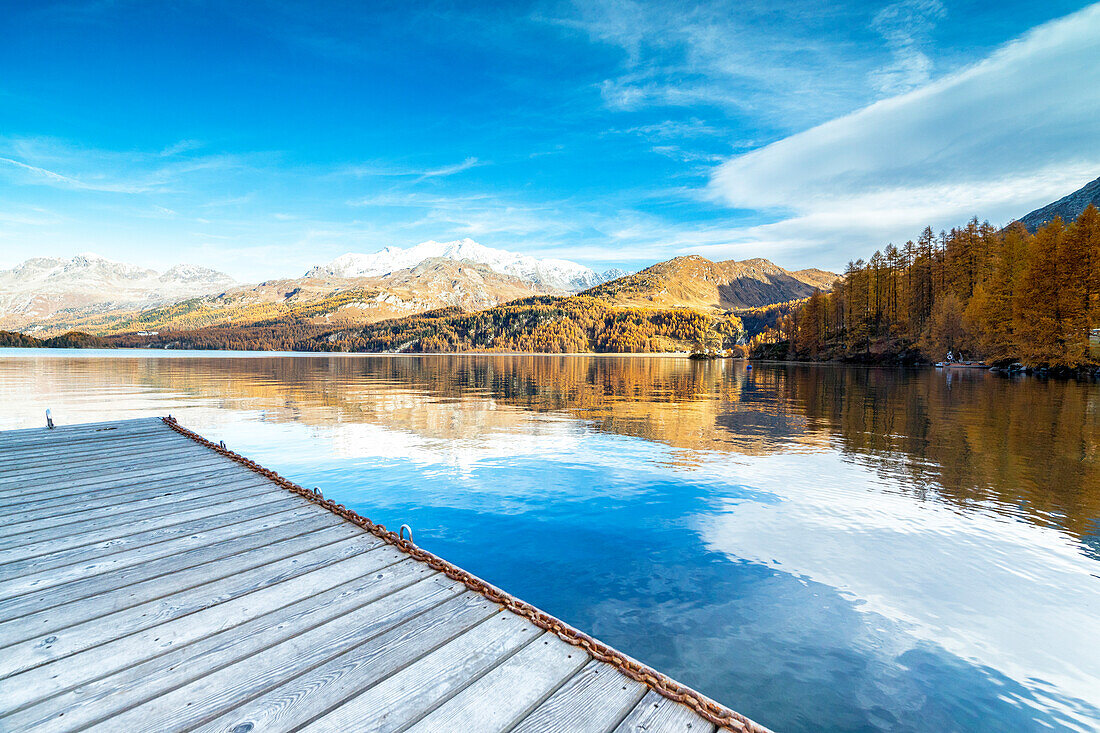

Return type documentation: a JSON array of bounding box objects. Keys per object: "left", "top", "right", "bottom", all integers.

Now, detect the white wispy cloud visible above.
[
  {"left": 868, "top": 0, "right": 946, "bottom": 94},
  {"left": 0, "top": 137, "right": 257, "bottom": 196},
  {"left": 616, "top": 118, "right": 723, "bottom": 142},
  {"left": 555, "top": 0, "right": 880, "bottom": 127},
  {"left": 707, "top": 3, "right": 1100, "bottom": 265},
  {"left": 0, "top": 156, "right": 154, "bottom": 193},
  {"left": 160, "top": 139, "right": 204, "bottom": 157},
  {"left": 415, "top": 156, "right": 484, "bottom": 180},
  {"left": 340, "top": 156, "right": 487, "bottom": 180}
]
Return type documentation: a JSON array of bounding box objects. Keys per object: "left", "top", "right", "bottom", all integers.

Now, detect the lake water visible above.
[{"left": 1, "top": 349, "right": 1098, "bottom": 732}]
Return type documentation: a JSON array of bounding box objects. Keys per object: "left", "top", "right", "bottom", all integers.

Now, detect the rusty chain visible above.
[{"left": 162, "top": 416, "right": 771, "bottom": 733}]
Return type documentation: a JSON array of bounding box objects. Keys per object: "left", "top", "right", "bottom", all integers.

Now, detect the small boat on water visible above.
[{"left": 934, "top": 361, "right": 988, "bottom": 369}]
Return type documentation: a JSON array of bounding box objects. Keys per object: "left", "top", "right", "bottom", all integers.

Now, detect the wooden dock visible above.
[{"left": 0, "top": 416, "right": 767, "bottom": 733}]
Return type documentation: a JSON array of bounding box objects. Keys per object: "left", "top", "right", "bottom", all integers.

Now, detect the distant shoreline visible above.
[{"left": 0, "top": 346, "right": 697, "bottom": 358}]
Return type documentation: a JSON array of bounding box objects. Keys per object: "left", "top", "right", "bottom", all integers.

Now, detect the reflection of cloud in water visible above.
[
  {"left": 329, "top": 412, "right": 590, "bottom": 474},
  {"left": 697, "top": 452, "right": 1100, "bottom": 730}
]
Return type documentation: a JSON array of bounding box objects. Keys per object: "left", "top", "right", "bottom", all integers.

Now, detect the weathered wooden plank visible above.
[
  {"left": 0, "top": 468, "right": 268, "bottom": 524},
  {"left": 0, "top": 489, "right": 304, "bottom": 567},
  {"left": 402, "top": 631, "right": 590, "bottom": 733},
  {"left": 0, "top": 473, "right": 282, "bottom": 536},
  {"left": 510, "top": 659, "right": 648, "bottom": 733},
  {"left": 2, "top": 561, "right": 448, "bottom": 733},
  {"left": 81, "top": 573, "right": 471, "bottom": 733},
  {"left": 0, "top": 493, "right": 305, "bottom": 573},
  {"left": 0, "top": 439, "right": 190, "bottom": 476},
  {"left": 1, "top": 471, "right": 283, "bottom": 534},
  {"left": 0, "top": 479, "right": 277, "bottom": 548},
  {"left": 0, "top": 449, "right": 237, "bottom": 494},
  {"left": 277, "top": 602, "right": 532, "bottom": 733},
  {"left": 0, "top": 510, "right": 342, "bottom": 617},
  {"left": 0, "top": 481, "right": 276, "bottom": 552},
  {"left": 0, "top": 467, "right": 229, "bottom": 519},
  {"left": 0, "top": 545, "right": 407, "bottom": 712},
  {"left": 0, "top": 504, "right": 325, "bottom": 602},
  {"left": 0, "top": 523, "right": 371, "bottom": 650},
  {"left": 0, "top": 530, "right": 396, "bottom": 677},
  {"left": 0, "top": 454, "right": 249, "bottom": 504},
  {"left": 0, "top": 418, "right": 164, "bottom": 445},
  {"left": 0, "top": 429, "right": 190, "bottom": 462},
  {"left": 613, "top": 690, "right": 718, "bottom": 733},
  {"left": 0, "top": 423, "right": 172, "bottom": 456},
  {"left": 0, "top": 444, "right": 215, "bottom": 487},
  {"left": 0, "top": 421, "right": 167, "bottom": 446},
  {"left": 0, "top": 460, "right": 263, "bottom": 512}
]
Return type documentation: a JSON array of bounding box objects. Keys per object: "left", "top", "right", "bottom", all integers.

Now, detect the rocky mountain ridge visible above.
[
  {"left": 9, "top": 257, "right": 545, "bottom": 336},
  {"left": 0, "top": 254, "right": 236, "bottom": 329},
  {"left": 1018, "top": 175, "right": 1100, "bottom": 231}
]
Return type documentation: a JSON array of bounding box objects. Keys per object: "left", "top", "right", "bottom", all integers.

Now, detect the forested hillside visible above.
[
  {"left": 0, "top": 330, "right": 106, "bottom": 348},
  {"left": 769, "top": 206, "right": 1100, "bottom": 369},
  {"left": 95, "top": 295, "right": 743, "bottom": 353},
  {"left": 314, "top": 295, "right": 744, "bottom": 353}
]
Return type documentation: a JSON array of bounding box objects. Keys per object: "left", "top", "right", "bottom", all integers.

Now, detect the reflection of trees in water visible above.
[
  {"left": 9, "top": 355, "right": 1097, "bottom": 539},
  {"left": 770, "top": 365, "right": 1100, "bottom": 541}
]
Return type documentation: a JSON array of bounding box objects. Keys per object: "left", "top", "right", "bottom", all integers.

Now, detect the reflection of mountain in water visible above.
[{"left": 4, "top": 354, "right": 1097, "bottom": 539}]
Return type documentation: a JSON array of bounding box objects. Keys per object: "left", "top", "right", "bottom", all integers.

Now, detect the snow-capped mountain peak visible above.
[
  {"left": 304, "top": 238, "right": 621, "bottom": 292},
  {"left": 0, "top": 255, "right": 237, "bottom": 325}
]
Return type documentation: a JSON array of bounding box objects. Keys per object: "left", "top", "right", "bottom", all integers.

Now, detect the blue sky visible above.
[{"left": 1, "top": 0, "right": 1098, "bottom": 279}]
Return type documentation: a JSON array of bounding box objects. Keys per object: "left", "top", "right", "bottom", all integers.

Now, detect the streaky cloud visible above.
[{"left": 708, "top": 2, "right": 1100, "bottom": 260}]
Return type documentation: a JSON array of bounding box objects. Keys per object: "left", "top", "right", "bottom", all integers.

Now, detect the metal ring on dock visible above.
[{"left": 399, "top": 524, "right": 414, "bottom": 543}]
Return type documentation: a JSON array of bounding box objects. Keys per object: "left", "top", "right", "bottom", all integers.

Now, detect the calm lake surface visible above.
[{"left": 2, "top": 350, "right": 1098, "bottom": 732}]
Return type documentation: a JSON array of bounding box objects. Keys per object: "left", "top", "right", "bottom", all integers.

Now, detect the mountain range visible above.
[
  {"left": 19, "top": 258, "right": 549, "bottom": 336},
  {"left": 305, "top": 238, "right": 625, "bottom": 291},
  {"left": 0, "top": 255, "right": 235, "bottom": 329},
  {"left": 0, "top": 239, "right": 834, "bottom": 337}
]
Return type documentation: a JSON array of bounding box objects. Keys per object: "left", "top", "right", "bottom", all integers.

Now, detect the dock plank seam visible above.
[
  {"left": 0, "top": 561, "right": 438, "bottom": 732},
  {"left": 68, "top": 570, "right": 463, "bottom": 733}
]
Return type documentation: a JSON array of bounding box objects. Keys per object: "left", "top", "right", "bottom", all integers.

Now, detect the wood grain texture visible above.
[
  {"left": 0, "top": 474, "right": 277, "bottom": 536},
  {"left": 293, "top": 601, "right": 532, "bottom": 733},
  {"left": 0, "top": 510, "right": 341, "bottom": 617},
  {"left": 3, "top": 562, "right": 447, "bottom": 733},
  {"left": 0, "top": 431, "right": 196, "bottom": 470},
  {"left": 0, "top": 465, "right": 267, "bottom": 522},
  {"left": 402, "top": 631, "right": 590, "bottom": 733},
  {"left": 0, "top": 494, "right": 305, "bottom": 575},
  {"left": 0, "top": 504, "right": 324, "bottom": 603},
  {"left": 0, "top": 422, "right": 194, "bottom": 463},
  {"left": 0, "top": 460, "right": 264, "bottom": 512},
  {"left": 0, "top": 545, "right": 408, "bottom": 711},
  {"left": 510, "top": 659, "right": 649, "bottom": 733},
  {"left": 0, "top": 418, "right": 164, "bottom": 446},
  {"left": 0, "top": 440, "right": 192, "bottom": 478},
  {"left": 84, "top": 573, "right": 470, "bottom": 733},
  {"left": 0, "top": 479, "right": 276, "bottom": 550},
  {"left": 0, "top": 488, "right": 304, "bottom": 565},
  {"left": 0, "top": 453, "right": 246, "bottom": 498},
  {"left": 613, "top": 690, "right": 718, "bottom": 733},
  {"left": 0, "top": 531, "right": 383, "bottom": 672}
]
